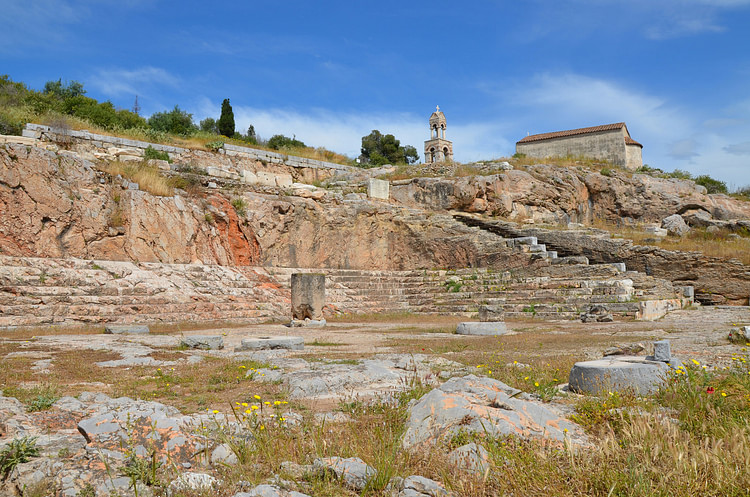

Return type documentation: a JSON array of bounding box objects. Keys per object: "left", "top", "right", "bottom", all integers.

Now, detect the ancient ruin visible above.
[{"left": 0, "top": 120, "right": 748, "bottom": 496}]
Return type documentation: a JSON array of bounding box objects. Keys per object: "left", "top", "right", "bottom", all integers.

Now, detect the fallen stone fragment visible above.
[
  {"left": 448, "top": 443, "right": 490, "bottom": 474},
  {"left": 568, "top": 356, "right": 671, "bottom": 395},
  {"left": 235, "top": 336, "right": 304, "bottom": 351},
  {"left": 478, "top": 305, "right": 505, "bottom": 322},
  {"left": 397, "top": 475, "right": 452, "bottom": 497},
  {"left": 180, "top": 335, "right": 224, "bottom": 350},
  {"left": 103, "top": 324, "right": 150, "bottom": 334},
  {"left": 314, "top": 456, "right": 375, "bottom": 491},
  {"left": 168, "top": 472, "right": 220, "bottom": 495},
  {"left": 402, "top": 375, "right": 584, "bottom": 449},
  {"left": 211, "top": 443, "right": 238, "bottom": 466},
  {"left": 580, "top": 304, "right": 613, "bottom": 323},
  {"left": 289, "top": 318, "right": 327, "bottom": 327},
  {"left": 603, "top": 343, "right": 645, "bottom": 356},
  {"left": 234, "top": 485, "right": 312, "bottom": 497},
  {"left": 455, "top": 322, "right": 508, "bottom": 336}
]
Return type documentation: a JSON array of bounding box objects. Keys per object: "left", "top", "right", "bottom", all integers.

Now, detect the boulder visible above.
[
  {"left": 661, "top": 214, "right": 690, "bottom": 236},
  {"left": 402, "top": 375, "right": 584, "bottom": 449},
  {"left": 448, "top": 443, "right": 490, "bottom": 474},
  {"left": 314, "top": 456, "right": 375, "bottom": 491},
  {"left": 396, "top": 475, "right": 452, "bottom": 497}
]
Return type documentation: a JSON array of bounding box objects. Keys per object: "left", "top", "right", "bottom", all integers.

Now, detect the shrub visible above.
[
  {"left": 600, "top": 168, "right": 612, "bottom": 177},
  {"left": 143, "top": 145, "right": 171, "bottom": 163},
  {"left": 147, "top": 105, "right": 197, "bottom": 136},
  {"left": 694, "top": 174, "right": 728, "bottom": 194},
  {"left": 267, "top": 134, "right": 306, "bottom": 150},
  {"left": 199, "top": 117, "right": 218, "bottom": 134},
  {"left": 205, "top": 140, "right": 224, "bottom": 152},
  {"left": 667, "top": 169, "right": 692, "bottom": 180},
  {"left": 231, "top": 197, "right": 247, "bottom": 217}
]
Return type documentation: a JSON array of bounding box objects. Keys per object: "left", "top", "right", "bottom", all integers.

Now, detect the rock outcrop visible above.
[{"left": 390, "top": 166, "right": 750, "bottom": 225}]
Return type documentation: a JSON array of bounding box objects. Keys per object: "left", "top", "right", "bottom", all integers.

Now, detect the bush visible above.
[
  {"left": 268, "top": 134, "right": 306, "bottom": 150},
  {"left": 694, "top": 174, "right": 728, "bottom": 194},
  {"left": 667, "top": 169, "right": 693, "bottom": 180},
  {"left": 148, "top": 105, "right": 196, "bottom": 136},
  {"left": 144, "top": 145, "right": 171, "bottom": 163},
  {"left": 199, "top": 117, "right": 218, "bottom": 134},
  {"left": 600, "top": 168, "right": 612, "bottom": 177}
]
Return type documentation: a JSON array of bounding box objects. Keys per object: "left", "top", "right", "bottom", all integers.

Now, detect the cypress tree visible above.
[{"left": 218, "top": 98, "right": 235, "bottom": 137}]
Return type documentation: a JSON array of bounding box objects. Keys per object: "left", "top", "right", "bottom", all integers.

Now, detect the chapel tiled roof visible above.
[
  {"left": 517, "top": 122, "right": 632, "bottom": 144},
  {"left": 624, "top": 136, "right": 643, "bottom": 148}
]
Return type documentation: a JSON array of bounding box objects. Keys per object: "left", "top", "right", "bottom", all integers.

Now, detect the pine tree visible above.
[{"left": 218, "top": 98, "right": 235, "bottom": 137}]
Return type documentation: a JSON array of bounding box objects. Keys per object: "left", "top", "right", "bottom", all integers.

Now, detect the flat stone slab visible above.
[
  {"left": 104, "top": 324, "right": 150, "bottom": 335},
  {"left": 568, "top": 356, "right": 670, "bottom": 395},
  {"left": 455, "top": 322, "right": 508, "bottom": 336},
  {"left": 179, "top": 335, "right": 224, "bottom": 350},
  {"left": 235, "top": 336, "right": 304, "bottom": 351}
]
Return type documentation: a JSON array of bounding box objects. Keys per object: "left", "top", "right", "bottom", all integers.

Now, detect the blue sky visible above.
[{"left": 2, "top": 0, "right": 750, "bottom": 187}]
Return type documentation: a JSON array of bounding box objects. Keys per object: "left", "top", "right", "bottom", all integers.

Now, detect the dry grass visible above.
[
  {"left": 99, "top": 160, "right": 174, "bottom": 196},
  {"left": 590, "top": 220, "right": 750, "bottom": 265}
]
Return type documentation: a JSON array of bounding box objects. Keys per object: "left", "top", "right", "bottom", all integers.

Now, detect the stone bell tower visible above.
[{"left": 424, "top": 106, "right": 453, "bottom": 163}]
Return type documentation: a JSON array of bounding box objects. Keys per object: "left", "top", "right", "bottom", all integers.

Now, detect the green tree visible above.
[
  {"left": 200, "top": 117, "right": 218, "bottom": 134},
  {"left": 43, "top": 78, "right": 86, "bottom": 99},
  {"left": 360, "top": 129, "right": 419, "bottom": 166},
  {"left": 218, "top": 98, "right": 235, "bottom": 137},
  {"left": 147, "top": 105, "right": 196, "bottom": 135}
]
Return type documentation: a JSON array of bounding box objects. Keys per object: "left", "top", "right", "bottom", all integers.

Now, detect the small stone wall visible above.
[{"left": 22, "top": 123, "right": 353, "bottom": 186}]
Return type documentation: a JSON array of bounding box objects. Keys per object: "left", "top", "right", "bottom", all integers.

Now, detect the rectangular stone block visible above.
[
  {"left": 652, "top": 340, "right": 671, "bottom": 362},
  {"left": 291, "top": 273, "right": 325, "bottom": 320},
  {"left": 367, "top": 178, "right": 390, "bottom": 200},
  {"left": 104, "top": 324, "right": 150, "bottom": 334}
]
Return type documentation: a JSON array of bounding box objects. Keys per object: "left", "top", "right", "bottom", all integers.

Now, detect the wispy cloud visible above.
[
  {"left": 723, "top": 141, "right": 750, "bottom": 156},
  {"left": 89, "top": 67, "right": 181, "bottom": 98},
  {"left": 194, "top": 99, "right": 510, "bottom": 162}
]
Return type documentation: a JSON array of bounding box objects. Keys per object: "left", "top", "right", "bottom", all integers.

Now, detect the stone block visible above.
[
  {"left": 652, "top": 340, "right": 671, "bottom": 362},
  {"left": 179, "top": 335, "right": 224, "bottom": 350},
  {"left": 478, "top": 305, "right": 505, "bottom": 322},
  {"left": 291, "top": 273, "right": 325, "bottom": 320},
  {"left": 568, "top": 356, "right": 669, "bottom": 395},
  {"left": 242, "top": 170, "right": 258, "bottom": 184},
  {"left": 256, "top": 171, "right": 278, "bottom": 187},
  {"left": 275, "top": 174, "right": 294, "bottom": 188},
  {"left": 235, "top": 336, "right": 304, "bottom": 351},
  {"left": 367, "top": 178, "right": 390, "bottom": 200},
  {"left": 455, "top": 322, "right": 508, "bottom": 336},
  {"left": 104, "top": 325, "right": 150, "bottom": 335}
]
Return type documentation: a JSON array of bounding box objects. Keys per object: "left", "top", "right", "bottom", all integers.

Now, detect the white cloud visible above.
[
  {"left": 89, "top": 67, "right": 180, "bottom": 98},
  {"left": 194, "top": 102, "right": 510, "bottom": 163}
]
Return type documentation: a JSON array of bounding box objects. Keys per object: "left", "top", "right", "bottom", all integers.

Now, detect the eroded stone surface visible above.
[
  {"left": 402, "top": 375, "right": 585, "bottom": 449},
  {"left": 236, "top": 336, "right": 304, "bottom": 351},
  {"left": 180, "top": 335, "right": 224, "bottom": 350}
]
